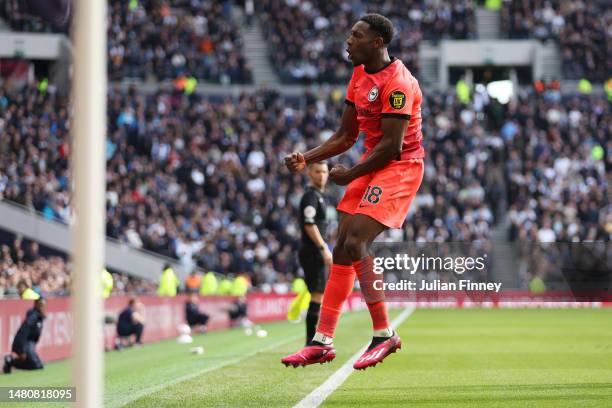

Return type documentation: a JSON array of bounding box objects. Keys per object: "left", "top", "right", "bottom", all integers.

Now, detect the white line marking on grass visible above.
[
  {"left": 116, "top": 332, "right": 303, "bottom": 408},
  {"left": 293, "top": 307, "right": 415, "bottom": 408},
  {"left": 116, "top": 313, "right": 366, "bottom": 408}
]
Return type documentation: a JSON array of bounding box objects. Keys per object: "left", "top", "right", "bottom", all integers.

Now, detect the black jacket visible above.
[
  {"left": 12, "top": 308, "right": 45, "bottom": 354},
  {"left": 185, "top": 302, "right": 201, "bottom": 325}
]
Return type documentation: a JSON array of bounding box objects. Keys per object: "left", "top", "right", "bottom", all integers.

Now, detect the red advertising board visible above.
[{"left": 0, "top": 295, "right": 237, "bottom": 363}]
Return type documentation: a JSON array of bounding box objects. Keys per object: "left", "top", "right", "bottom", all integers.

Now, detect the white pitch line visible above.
[
  {"left": 116, "top": 332, "right": 303, "bottom": 408},
  {"left": 114, "top": 312, "right": 365, "bottom": 407},
  {"left": 293, "top": 306, "right": 415, "bottom": 408}
]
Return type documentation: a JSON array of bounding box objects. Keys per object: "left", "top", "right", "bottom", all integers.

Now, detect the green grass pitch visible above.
[{"left": 1, "top": 308, "right": 610, "bottom": 407}]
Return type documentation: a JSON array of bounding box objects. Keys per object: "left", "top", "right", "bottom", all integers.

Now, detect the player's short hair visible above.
[
  {"left": 359, "top": 13, "right": 394, "bottom": 45},
  {"left": 308, "top": 161, "right": 328, "bottom": 168}
]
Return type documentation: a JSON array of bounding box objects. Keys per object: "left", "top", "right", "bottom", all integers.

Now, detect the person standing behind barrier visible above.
[
  {"left": 199, "top": 271, "right": 218, "bottom": 295},
  {"left": 185, "top": 270, "right": 202, "bottom": 294},
  {"left": 157, "top": 263, "right": 179, "bottom": 297},
  {"left": 218, "top": 276, "right": 233, "bottom": 295},
  {"left": 17, "top": 279, "right": 40, "bottom": 300},
  {"left": 231, "top": 274, "right": 250, "bottom": 296},
  {"left": 101, "top": 268, "right": 114, "bottom": 299}
]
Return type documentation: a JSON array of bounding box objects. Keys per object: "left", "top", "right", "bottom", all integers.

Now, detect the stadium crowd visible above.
[
  {"left": 0, "top": 234, "right": 157, "bottom": 299},
  {"left": 107, "top": 0, "right": 252, "bottom": 83},
  {"left": 5, "top": 1, "right": 609, "bottom": 84},
  {"left": 1, "top": 79, "right": 504, "bottom": 293},
  {"left": 258, "top": 0, "right": 476, "bottom": 83},
  {"left": 0, "top": 239, "right": 69, "bottom": 298},
  {"left": 504, "top": 89, "right": 610, "bottom": 243},
  {"left": 1, "top": 0, "right": 252, "bottom": 84},
  {"left": 0, "top": 0, "right": 68, "bottom": 33},
  {"left": 501, "top": 0, "right": 611, "bottom": 81},
  {"left": 409, "top": 88, "right": 502, "bottom": 244}
]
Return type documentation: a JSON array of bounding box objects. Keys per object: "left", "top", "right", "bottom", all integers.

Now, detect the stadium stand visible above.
[
  {"left": 2, "top": 0, "right": 253, "bottom": 83},
  {"left": 258, "top": 0, "right": 476, "bottom": 83},
  {"left": 0, "top": 1, "right": 608, "bottom": 296},
  {"left": 504, "top": 89, "right": 610, "bottom": 243},
  {"left": 1, "top": 81, "right": 506, "bottom": 290},
  {"left": 107, "top": 0, "right": 252, "bottom": 83},
  {"left": 0, "top": 239, "right": 69, "bottom": 297},
  {"left": 0, "top": 233, "right": 157, "bottom": 298},
  {"left": 1, "top": 0, "right": 68, "bottom": 33},
  {"left": 501, "top": 0, "right": 611, "bottom": 81},
  {"left": 409, "top": 89, "right": 502, "bottom": 243}
]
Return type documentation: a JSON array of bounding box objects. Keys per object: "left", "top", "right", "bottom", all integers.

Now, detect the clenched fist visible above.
[
  {"left": 329, "top": 164, "right": 353, "bottom": 185},
  {"left": 284, "top": 152, "right": 306, "bottom": 173}
]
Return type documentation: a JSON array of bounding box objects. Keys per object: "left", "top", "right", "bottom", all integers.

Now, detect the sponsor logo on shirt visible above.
[{"left": 389, "top": 90, "right": 406, "bottom": 109}]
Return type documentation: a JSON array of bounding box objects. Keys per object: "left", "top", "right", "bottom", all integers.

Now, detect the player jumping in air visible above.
[{"left": 282, "top": 13, "right": 424, "bottom": 370}]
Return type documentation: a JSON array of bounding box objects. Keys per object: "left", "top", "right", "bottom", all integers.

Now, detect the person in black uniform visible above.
[
  {"left": 185, "top": 293, "right": 210, "bottom": 333},
  {"left": 115, "top": 298, "right": 145, "bottom": 350},
  {"left": 228, "top": 295, "right": 249, "bottom": 327},
  {"left": 299, "top": 161, "right": 332, "bottom": 344},
  {"left": 3, "top": 298, "right": 46, "bottom": 374}
]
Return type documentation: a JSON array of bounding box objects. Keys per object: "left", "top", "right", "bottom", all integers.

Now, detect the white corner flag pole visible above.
[{"left": 71, "top": 0, "right": 107, "bottom": 407}]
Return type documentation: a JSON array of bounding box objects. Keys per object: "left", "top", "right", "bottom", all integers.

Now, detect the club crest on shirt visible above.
[
  {"left": 389, "top": 90, "right": 406, "bottom": 109},
  {"left": 367, "top": 86, "right": 379, "bottom": 102}
]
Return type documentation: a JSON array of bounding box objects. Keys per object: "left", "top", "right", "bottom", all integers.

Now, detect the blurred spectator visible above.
[
  {"left": 17, "top": 279, "right": 40, "bottom": 300},
  {"left": 199, "top": 271, "right": 219, "bottom": 295},
  {"left": 231, "top": 274, "right": 250, "bottom": 296},
  {"left": 115, "top": 297, "right": 145, "bottom": 350},
  {"left": 157, "top": 263, "right": 179, "bottom": 296},
  {"left": 185, "top": 270, "right": 202, "bottom": 294},
  {"left": 101, "top": 268, "right": 114, "bottom": 299}
]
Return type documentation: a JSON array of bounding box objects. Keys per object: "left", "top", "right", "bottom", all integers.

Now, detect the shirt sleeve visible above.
[
  {"left": 300, "top": 192, "right": 319, "bottom": 224},
  {"left": 345, "top": 69, "right": 357, "bottom": 106},
  {"left": 381, "top": 77, "right": 413, "bottom": 119}
]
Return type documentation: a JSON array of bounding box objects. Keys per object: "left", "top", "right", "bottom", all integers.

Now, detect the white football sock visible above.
[
  {"left": 312, "top": 332, "right": 333, "bottom": 345},
  {"left": 373, "top": 327, "right": 393, "bottom": 338}
]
